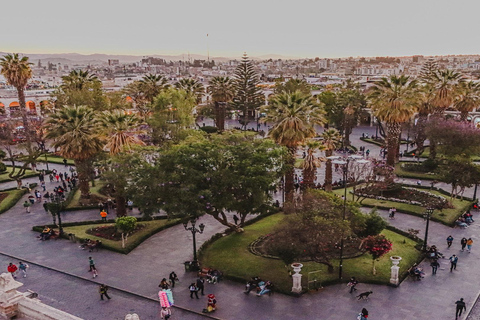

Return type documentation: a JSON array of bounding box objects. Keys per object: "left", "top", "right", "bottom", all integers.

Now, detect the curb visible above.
[{"left": 0, "top": 251, "right": 222, "bottom": 320}]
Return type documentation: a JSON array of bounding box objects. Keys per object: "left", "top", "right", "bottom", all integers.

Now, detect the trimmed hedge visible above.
[{"left": 0, "top": 189, "right": 28, "bottom": 214}]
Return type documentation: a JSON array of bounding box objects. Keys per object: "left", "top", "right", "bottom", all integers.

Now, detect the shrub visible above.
[
  {"left": 0, "top": 163, "right": 6, "bottom": 173},
  {"left": 358, "top": 209, "right": 387, "bottom": 238},
  {"left": 199, "top": 126, "right": 219, "bottom": 134}
]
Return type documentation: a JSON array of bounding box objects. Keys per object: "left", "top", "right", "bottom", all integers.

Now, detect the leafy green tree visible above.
[
  {"left": 139, "top": 74, "right": 170, "bottom": 104},
  {"left": 369, "top": 75, "right": 418, "bottom": 167},
  {"left": 321, "top": 128, "right": 342, "bottom": 192},
  {"left": 207, "top": 76, "right": 235, "bottom": 131},
  {"left": 60, "top": 70, "right": 99, "bottom": 91},
  {"left": 438, "top": 156, "right": 480, "bottom": 199},
  {"left": 44, "top": 105, "right": 104, "bottom": 198},
  {"left": 54, "top": 72, "right": 107, "bottom": 111},
  {"left": 274, "top": 78, "right": 311, "bottom": 95},
  {"left": 302, "top": 139, "right": 325, "bottom": 190},
  {"left": 232, "top": 54, "right": 264, "bottom": 129},
  {"left": 357, "top": 209, "right": 387, "bottom": 238},
  {"left": 454, "top": 81, "right": 480, "bottom": 121},
  {"left": 261, "top": 91, "right": 325, "bottom": 204},
  {"left": 99, "top": 110, "right": 144, "bottom": 155},
  {"left": 175, "top": 78, "right": 204, "bottom": 104},
  {"left": 362, "top": 234, "right": 392, "bottom": 275},
  {"left": 115, "top": 216, "right": 137, "bottom": 248}
]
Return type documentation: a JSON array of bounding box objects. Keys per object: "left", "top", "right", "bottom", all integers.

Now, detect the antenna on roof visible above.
[{"left": 207, "top": 33, "right": 210, "bottom": 62}]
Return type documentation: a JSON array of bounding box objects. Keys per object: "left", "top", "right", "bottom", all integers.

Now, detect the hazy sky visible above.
[{"left": 2, "top": 0, "right": 480, "bottom": 58}]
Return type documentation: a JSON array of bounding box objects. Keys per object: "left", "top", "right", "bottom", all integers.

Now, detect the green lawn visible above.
[
  {"left": 405, "top": 147, "right": 480, "bottom": 161},
  {"left": 199, "top": 213, "right": 421, "bottom": 293},
  {"left": 40, "top": 155, "right": 75, "bottom": 166},
  {"left": 333, "top": 187, "right": 472, "bottom": 225},
  {"left": 0, "top": 189, "right": 28, "bottom": 214},
  {"left": 65, "top": 180, "right": 108, "bottom": 209},
  {"left": 0, "top": 167, "right": 38, "bottom": 183},
  {"left": 62, "top": 219, "right": 180, "bottom": 254},
  {"left": 395, "top": 162, "right": 438, "bottom": 180}
]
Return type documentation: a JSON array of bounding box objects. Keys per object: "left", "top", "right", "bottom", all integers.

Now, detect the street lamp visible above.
[
  {"left": 327, "top": 154, "right": 368, "bottom": 280},
  {"left": 183, "top": 217, "right": 205, "bottom": 270},
  {"left": 422, "top": 207, "right": 434, "bottom": 252}
]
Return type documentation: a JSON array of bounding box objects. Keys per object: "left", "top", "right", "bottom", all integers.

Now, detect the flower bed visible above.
[{"left": 86, "top": 224, "right": 145, "bottom": 241}]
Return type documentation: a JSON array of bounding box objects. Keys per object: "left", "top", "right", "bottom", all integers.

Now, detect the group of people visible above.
[
  {"left": 244, "top": 276, "right": 274, "bottom": 296},
  {"left": 7, "top": 262, "right": 29, "bottom": 279}
]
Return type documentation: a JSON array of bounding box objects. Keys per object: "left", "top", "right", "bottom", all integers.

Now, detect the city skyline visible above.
[{"left": 3, "top": 0, "right": 480, "bottom": 59}]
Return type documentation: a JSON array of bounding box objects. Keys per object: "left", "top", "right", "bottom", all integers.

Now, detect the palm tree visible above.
[
  {"left": 413, "top": 85, "right": 435, "bottom": 154},
  {"left": 302, "top": 140, "right": 325, "bottom": 190},
  {"left": 369, "top": 75, "right": 418, "bottom": 167},
  {"left": 207, "top": 76, "right": 235, "bottom": 131},
  {"left": 321, "top": 129, "right": 342, "bottom": 192},
  {"left": 99, "top": 110, "right": 145, "bottom": 155},
  {"left": 139, "top": 74, "right": 169, "bottom": 103},
  {"left": 261, "top": 91, "right": 325, "bottom": 205},
  {"left": 454, "top": 81, "right": 480, "bottom": 121},
  {"left": 0, "top": 53, "right": 33, "bottom": 149},
  {"left": 44, "top": 105, "right": 104, "bottom": 198},
  {"left": 61, "top": 70, "right": 99, "bottom": 91},
  {"left": 175, "top": 78, "right": 204, "bottom": 104}
]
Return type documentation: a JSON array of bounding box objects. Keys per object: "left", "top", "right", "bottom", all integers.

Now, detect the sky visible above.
[{"left": 2, "top": 0, "right": 480, "bottom": 59}]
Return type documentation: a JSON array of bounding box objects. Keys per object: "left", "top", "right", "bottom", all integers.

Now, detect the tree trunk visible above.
[
  {"left": 17, "top": 87, "right": 32, "bottom": 153},
  {"left": 325, "top": 150, "right": 333, "bottom": 192},
  {"left": 75, "top": 159, "right": 91, "bottom": 198},
  {"left": 414, "top": 113, "right": 428, "bottom": 155},
  {"left": 285, "top": 147, "right": 296, "bottom": 205},
  {"left": 386, "top": 122, "right": 401, "bottom": 167},
  {"left": 460, "top": 111, "right": 469, "bottom": 122},
  {"left": 115, "top": 195, "right": 127, "bottom": 217},
  {"left": 372, "top": 259, "right": 376, "bottom": 275},
  {"left": 302, "top": 153, "right": 316, "bottom": 190}
]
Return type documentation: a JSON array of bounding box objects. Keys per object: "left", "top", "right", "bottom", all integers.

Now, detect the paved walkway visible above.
[{"left": 0, "top": 126, "right": 479, "bottom": 319}]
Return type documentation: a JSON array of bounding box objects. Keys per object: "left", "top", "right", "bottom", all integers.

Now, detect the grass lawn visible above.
[
  {"left": 0, "top": 167, "right": 38, "bottom": 183},
  {"left": 40, "top": 155, "right": 75, "bottom": 166},
  {"left": 405, "top": 147, "right": 480, "bottom": 161},
  {"left": 0, "top": 189, "right": 27, "bottom": 214},
  {"left": 65, "top": 180, "right": 108, "bottom": 209},
  {"left": 62, "top": 219, "right": 180, "bottom": 254},
  {"left": 199, "top": 213, "right": 421, "bottom": 293},
  {"left": 333, "top": 187, "right": 472, "bottom": 225},
  {"left": 395, "top": 162, "right": 438, "bottom": 180}
]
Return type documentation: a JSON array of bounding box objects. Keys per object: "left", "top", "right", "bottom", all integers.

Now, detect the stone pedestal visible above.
[
  {"left": 0, "top": 273, "right": 24, "bottom": 319},
  {"left": 291, "top": 263, "right": 303, "bottom": 293},
  {"left": 390, "top": 256, "right": 402, "bottom": 286}
]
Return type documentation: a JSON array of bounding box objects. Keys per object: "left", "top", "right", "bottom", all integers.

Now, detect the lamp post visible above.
[
  {"left": 327, "top": 154, "right": 368, "bottom": 279},
  {"left": 422, "top": 207, "right": 434, "bottom": 252},
  {"left": 44, "top": 149, "right": 49, "bottom": 171},
  {"left": 183, "top": 218, "right": 205, "bottom": 270}
]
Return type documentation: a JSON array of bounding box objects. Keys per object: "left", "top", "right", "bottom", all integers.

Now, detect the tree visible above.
[
  {"left": 413, "top": 85, "right": 435, "bottom": 154},
  {"left": 369, "top": 75, "right": 418, "bottom": 167},
  {"left": 0, "top": 53, "right": 33, "bottom": 150},
  {"left": 321, "top": 128, "right": 342, "bottom": 192},
  {"left": 426, "top": 120, "right": 480, "bottom": 159},
  {"left": 44, "top": 105, "right": 104, "bottom": 198},
  {"left": 122, "top": 81, "right": 150, "bottom": 119},
  {"left": 274, "top": 78, "right": 311, "bottom": 95},
  {"left": 438, "top": 156, "right": 480, "bottom": 199},
  {"left": 357, "top": 209, "right": 387, "bottom": 238},
  {"left": 261, "top": 91, "right": 325, "bottom": 205},
  {"left": 60, "top": 70, "right": 99, "bottom": 91},
  {"left": 232, "top": 54, "right": 264, "bottom": 129},
  {"left": 130, "top": 132, "right": 285, "bottom": 229},
  {"left": 55, "top": 72, "right": 107, "bottom": 111},
  {"left": 115, "top": 216, "right": 137, "bottom": 248},
  {"left": 99, "top": 110, "right": 145, "bottom": 155},
  {"left": 302, "top": 140, "right": 325, "bottom": 190},
  {"left": 175, "top": 78, "right": 204, "bottom": 104},
  {"left": 454, "top": 81, "right": 480, "bottom": 121},
  {"left": 139, "top": 74, "right": 170, "bottom": 104},
  {"left": 207, "top": 76, "right": 235, "bottom": 131},
  {"left": 362, "top": 234, "right": 392, "bottom": 275}
]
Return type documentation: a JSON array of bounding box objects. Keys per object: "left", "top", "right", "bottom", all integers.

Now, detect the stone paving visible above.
[{"left": 0, "top": 126, "right": 479, "bottom": 319}]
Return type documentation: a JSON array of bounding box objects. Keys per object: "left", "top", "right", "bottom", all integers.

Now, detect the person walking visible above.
[
  {"left": 99, "top": 284, "right": 111, "bottom": 300},
  {"left": 7, "top": 263, "right": 17, "bottom": 279},
  {"left": 169, "top": 271, "right": 178, "bottom": 288},
  {"left": 100, "top": 210, "right": 107, "bottom": 222},
  {"left": 449, "top": 254, "right": 458, "bottom": 272},
  {"left": 455, "top": 298, "right": 466, "bottom": 319},
  {"left": 160, "top": 306, "right": 171, "bottom": 319},
  {"left": 446, "top": 235, "right": 454, "bottom": 248},
  {"left": 430, "top": 259, "right": 440, "bottom": 275},
  {"left": 461, "top": 237, "right": 468, "bottom": 251},
  {"left": 196, "top": 277, "right": 205, "bottom": 295},
  {"left": 88, "top": 257, "right": 96, "bottom": 273},
  {"left": 467, "top": 238, "right": 473, "bottom": 253},
  {"left": 348, "top": 277, "right": 358, "bottom": 293},
  {"left": 23, "top": 201, "right": 31, "bottom": 213},
  {"left": 189, "top": 283, "right": 199, "bottom": 299},
  {"left": 233, "top": 214, "right": 239, "bottom": 225},
  {"left": 358, "top": 308, "right": 369, "bottom": 320},
  {"left": 18, "top": 262, "right": 29, "bottom": 278}
]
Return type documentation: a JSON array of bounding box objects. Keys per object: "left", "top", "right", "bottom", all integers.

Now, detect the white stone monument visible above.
[
  {"left": 291, "top": 263, "right": 303, "bottom": 293},
  {"left": 390, "top": 256, "right": 402, "bottom": 286}
]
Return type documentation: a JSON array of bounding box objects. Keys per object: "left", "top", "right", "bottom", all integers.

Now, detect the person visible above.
[
  {"left": 446, "top": 235, "right": 454, "bottom": 248},
  {"left": 40, "top": 226, "right": 51, "bottom": 241},
  {"left": 7, "top": 263, "right": 17, "bottom": 279},
  {"left": 196, "top": 277, "right": 205, "bottom": 295},
  {"left": 358, "top": 308, "right": 369, "bottom": 320},
  {"left": 430, "top": 259, "right": 440, "bottom": 275},
  {"left": 389, "top": 208, "right": 395, "bottom": 219},
  {"left": 99, "top": 284, "right": 111, "bottom": 300},
  {"left": 18, "top": 262, "right": 29, "bottom": 278},
  {"left": 455, "top": 298, "right": 466, "bottom": 319},
  {"left": 63, "top": 158, "right": 68, "bottom": 167},
  {"left": 416, "top": 180, "right": 422, "bottom": 186},
  {"left": 23, "top": 201, "right": 31, "bottom": 213},
  {"left": 28, "top": 195, "right": 35, "bottom": 205},
  {"left": 456, "top": 219, "right": 468, "bottom": 228},
  {"left": 159, "top": 278, "right": 169, "bottom": 290},
  {"left": 233, "top": 214, "right": 239, "bottom": 225},
  {"left": 257, "top": 281, "right": 273, "bottom": 296},
  {"left": 467, "top": 238, "right": 473, "bottom": 252},
  {"left": 41, "top": 181, "right": 46, "bottom": 191},
  {"left": 449, "top": 254, "right": 458, "bottom": 272},
  {"left": 365, "top": 149, "right": 370, "bottom": 157},
  {"left": 88, "top": 257, "right": 96, "bottom": 273},
  {"left": 461, "top": 237, "right": 468, "bottom": 251},
  {"left": 206, "top": 293, "right": 216, "bottom": 312},
  {"left": 169, "top": 271, "right": 178, "bottom": 288},
  {"left": 127, "top": 200, "right": 133, "bottom": 211},
  {"left": 35, "top": 190, "right": 41, "bottom": 202},
  {"left": 100, "top": 210, "right": 107, "bottom": 222},
  {"left": 189, "top": 283, "right": 199, "bottom": 299},
  {"left": 160, "top": 306, "right": 171, "bottom": 319},
  {"left": 245, "top": 277, "right": 261, "bottom": 294},
  {"left": 348, "top": 277, "right": 358, "bottom": 293}
]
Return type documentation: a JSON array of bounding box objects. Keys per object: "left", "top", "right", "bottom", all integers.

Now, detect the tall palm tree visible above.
[
  {"left": 60, "top": 70, "right": 99, "bottom": 91},
  {"left": 321, "top": 128, "right": 342, "bottom": 192},
  {"left": 302, "top": 140, "right": 325, "bottom": 190},
  {"left": 207, "top": 76, "right": 235, "bottom": 131},
  {"left": 139, "top": 74, "right": 169, "bottom": 103},
  {"left": 454, "top": 81, "right": 480, "bottom": 121},
  {"left": 261, "top": 91, "right": 325, "bottom": 205},
  {"left": 44, "top": 105, "right": 104, "bottom": 198},
  {"left": 99, "top": 110, "right": 145, "bottom": 155},
  {"left": 413, "top": 85, "right": 435, "bottom": 154},
  {"left": 369, "top": 75, "right": 418, "bottom": 167},
  {"left": 0, "top": 53, "right": 33, "bottom": 149},
  {"left": 175, "top": 78, "right": 204, "bottom": 104}
]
